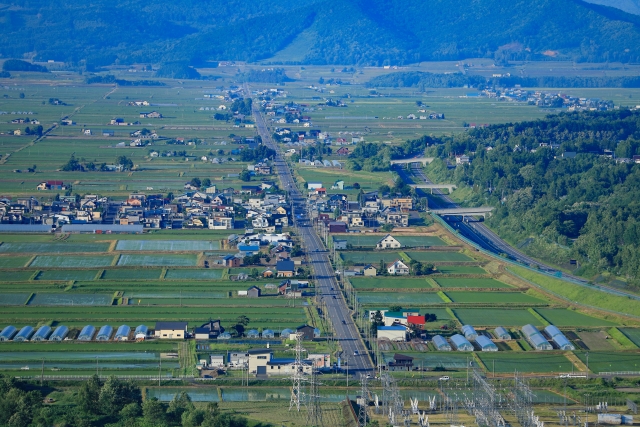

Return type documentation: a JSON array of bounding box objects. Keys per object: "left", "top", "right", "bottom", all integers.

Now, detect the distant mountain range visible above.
[
  {"left": 584, "top": 0, "right": 640, "bottom": 15},
  {"left": 3, "top": 0, "right": 640, "bottom": 66}
]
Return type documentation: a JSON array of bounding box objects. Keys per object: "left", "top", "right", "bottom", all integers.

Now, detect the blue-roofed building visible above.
[
  {"left": 96, "top": 325, "right": 113, "bottom": 341},
  {"left": 49, "top": 326, "right": 69, "bottom": 341},
  {"left": 14, "top": 326, "right": 35, "bottom": 342},
  {"left": 32, "top": 325, "right": 52, "bottom": 341},
  {"left": 115, "top": 325, "right": 131, "bottom": 341},
  {"left": 450, "top": 334, "right": 473, "bottom": 351},
  {"left": 0, "top": 326, "right": 17, "bottom": 341},
  {"left": 78, "top": 325, "right": 96, "bottom": 341}
]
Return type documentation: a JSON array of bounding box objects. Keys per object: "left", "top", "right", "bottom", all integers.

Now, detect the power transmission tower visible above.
[
  {"left": 358, "top": 375, "right": 369, "bottom": 427},
  {"left": 307, "top": 367, "right": 324, "bottom": 426},
  {"left": 289, "top": 333, "right": 307, "bottom": 412}
]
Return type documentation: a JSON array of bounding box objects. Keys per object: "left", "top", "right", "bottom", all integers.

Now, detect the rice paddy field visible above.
[
  {"left": 620, "top": 328, "right": 640, "bottom": 347},
  {"left": 574, "top": 351, "right": 640, "bottom": 373},
  {"left": 435, "top": 266, "right": 486, "bottom": 275},
  {"left": 535, "top": 309, "right": 618, "bottom": 327},
  {"left": 115, "top": 240, "right": 220, "bottom": 251},
  {"left": 452, "top": 309, "right": 543, "bottom": 326},
  {"left": 434, "top": 278, "right": 512, "bottom": 288},
  {"left": 358, "top": 292, "right": 444, "bottom": 305},
  {"left": 35, "top": 270, "right": 101, "bottom": 281},
  {"left": 350, "top": 277, "right": 433, "bottom": 289},
  {"left": 28, "top": 293, "right": 113, "bottom": 306},
  {"left": 340, "top": 251, "right": 401, "bottom": 264},
  {"left": 164, "top": 269, "right": 225, "bottom": 280},
  {"left": 333, "top": 234, "right": 446, "bottom": 248},
  {"left": 0, "top": 256, "right": 31, "bottom": 268},
  {"left": 101, "top": 269, "right": 163, "bottom": 280},
  {"left": 117, "top": 254, "right": 198, "bottom": 267},
  {"left": 30, "top": 255, "right": 115, "bottom": 268},
  {"left": 476, "top": 353, "right": 575, "bottom": 373},
  {"left": 445, "top": 292, "right": 545, "bottom": 304},
  {"left": 405, "top": 251, "right": 474, "bottom": 262},
  {"left": 0, "top": 242, "right": 111, "bottom": 253}
]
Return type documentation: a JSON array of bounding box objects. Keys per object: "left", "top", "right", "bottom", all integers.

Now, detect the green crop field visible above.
[
  {"left": 0, "top": 271, "right": 34, "bottom": 281},
  {"left": 535, "top": 309, "right": 617, "bottom": 327},
  {"left": 435, "top": 278, "right": 512, "bottom": 288},
  {"left": 340, "top": 252, "right": 401, "bottom": 264},
  {"left": 0, "top": 256, "right": 31, "bottom": 268},
  {"left": 405, "top": 251, "right": 473, "bottom": 262},
  {"left": 30, "top": 255, "right": 115, "bottom": 268},
  {"left": 620, "top": 328, "right": 640, "bottom": 347},
  {"left": 436, "top": 266, "right": 486, "bottom": 275},
  {"left": 126, "top": 291, "right": 229, "bottom": 299},
  {"left": 117, "top": 254, "right": 198, "bottom": 267},
  {"left": 382, "top": 352, "right": 469, "bottom": 369},
  {"left": 101, "top": 269, "right": 163, "bottom": 280},
  {"left": 115, "top": 240, "right": 220, "bottom": 251},
  {"left": 28, "top": 293, "right": 113, "bottom": 306},
  {"left": 164, "top": 269, "right": 224, "bottom": 280},
  {"left": 574, "top": 351, "right": 640, "bottom": 373},
  {"left": 396, "top": 236, "right": 447, "bottom": 247},
  {"left": 445, "top": 292, "right": 545, "bottom": 304},
  {"left": 0, "top": 242, "right": 111, "bottom": 253},
  {"left": 35, "top": 270, "right": 100, "bottom": 281},
  {"left": 350, "top": 277, "right": 432, "bottom": 289},
  {"left": 477, "top": 353, "right": 574, "bottom": 373},
  {"left": 358, "top": 292, "right": 444, "bottom": 305},
  {"left": 0, "top": 293, "right": 31, "bottom": 305},
  {"left": 452, "top": 308, "right": 542, "bottom": 326}
]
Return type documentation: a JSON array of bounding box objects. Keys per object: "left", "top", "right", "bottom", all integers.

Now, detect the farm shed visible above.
[
  {"left": 493, "top": 326, "right": 511, "bottom": 340},
  {"left": 14, "top": 326, "right": 35, "bottom": 342},
  {"left": 134, "top": 325, "right": 148, "bottom": 340},
  {"left": 262, "top": 329, "right": 275, "bottom": 338},
  {"left": 432, "top": 335, "right": 452, "bottom": 351},
  {"left": 49, "top": 326, "right": 69, "bottom": 341},
  {"left": 461, "top": 325, "right": 478, "bottom": 340},
  {"left": 377, "top": 326, "right": 406, "bottom": 342},
  {"left": 96, "top": 325, "right": 113, "bottom": 341},
  {"left": 521, "top": 324, "right": 552, "bottom": 350},
  {"left": 0, "top": 326, "right": 17, "bottom": 341},
  {"left": 32, "top": 326, "right": 52, "bottom": 341},
  {"left": 115, "top": 325, "right": 131, "bottom": 341},
  {"left": 450, "top": 334, "right": 474, "bottom": 351},
  {"left": 544, "top": 325, "right": 575, "bottom": 351},
  {"left": 78, "top": 325, "right": 96, "bottom": 341},
  {"left": 475, "top": 335, "right": 499, "bottom": 351}
]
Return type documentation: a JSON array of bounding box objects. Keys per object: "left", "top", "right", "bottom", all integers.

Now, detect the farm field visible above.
[
  {"left": 28, "top": 293, "right": 113, "bottom": 306},
  {"left": 434, "top": 278, "right": 512, "bottom": 288},
  {"left": 358, "top": 292, "right": 444, "bottom": 305},
  {"left": 115, "top": 240, "right": 220, "bottom": 251},
  {"left": 476, "top": 353, "right": 575, "bottom": 373},
  {"left": 619, "top": 328, "right": 640, "bottom": 347},
  {"left": 382, "top": 352, "right": 469, "bottom": 369},
  {"left": 333, "top": 235, "right": 446, "bottom": 247},
  {"left": 350, "top": 277, "right": 432, "bottom": 289},
  {"left": 0, "top": 293, "right": 31, "bottom": 305},
  {"left": 0, "top": 271, "right": 34, "bottom": 281},
  {"left": 0, "top": 256, "right": 31, "bottom": 268},
  {"left": 0, "top": 242, "right": 111, "bottom": 253},
  {"left": 445, "top": 292, "right": 546, "bottom": 304},
  {"left": 405, "top": 251, "right": 473, "bottom": 262},
  {"left": 101, "top": 269, "right": 163, "bottom": 280},
  {"left": 30, "top": 255, "right": 115, "bottom": 268},
  {"left": 452, "top": 308, "right": 542, "bottom": 326},
  {"left": 574, "top": 351, "right": 640, "bottom": 373},
  {"left": 535, "top": 308, "right": 617, "bottom": 327},
  {"left": 164, "top": 269, "right": 224, "bottom": 280},
  {"left": 340, "top": 252, "right": 401, "bottom": 264},
  {"left": 117, "top": 254, "right": 198, "bottom": 267},
  {"left": 576, "top": 331, "right": 616, "bottom": 351},
  {"left": 35, "top": 270, "right": 101, "bottom": 281},
  {"left": 436, "top": 266, "right": 486, "bottom": 275}
]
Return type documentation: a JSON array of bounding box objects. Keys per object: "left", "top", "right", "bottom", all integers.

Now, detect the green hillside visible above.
[{"left": 3, "top": 0, "right": 640, "bottom": 65}]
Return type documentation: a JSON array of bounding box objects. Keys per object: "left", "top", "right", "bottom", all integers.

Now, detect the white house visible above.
[
  {"left": 387, "top": 259, "right": 410, "bottom": 275},
  {"left": 307, "top": 182, "right": 323, "bottom": 190},
  {"left": 376, "top": 234, "right": 402, "bottom": 249}
]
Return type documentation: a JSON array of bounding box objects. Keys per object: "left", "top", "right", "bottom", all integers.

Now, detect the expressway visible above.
[
  {"left": 402, "top": 163, "right": 640, "bottom": 301},
  {"left": 250, "top": 97, "right": 374, "bottom": 375}
]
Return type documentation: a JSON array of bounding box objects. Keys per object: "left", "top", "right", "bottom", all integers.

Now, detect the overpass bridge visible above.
[
  {"left": 430, "top": 207, "right": 494, "bottom": 219},
  {"left": 412, "top": 184, "right": 457, "bottom": 193},
  {"left": 390, "top": 157, "right": 434, "bottom": 166}
]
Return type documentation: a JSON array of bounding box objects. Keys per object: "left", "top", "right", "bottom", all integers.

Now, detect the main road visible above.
[
  {"left": 400, "top": 163, "right": 640, "bottom": 301},
  {"left": 249, "top": 95, "right": 374, "bottom": 375}
]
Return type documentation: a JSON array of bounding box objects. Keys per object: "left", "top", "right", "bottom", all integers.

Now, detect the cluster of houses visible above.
[
  {"left": 468, "top": 87, "right": 615, "bottom": 111},
  {"left": 307, "top": 192, "right": 413, "bottom": 230},
  {"left": 0, "top": 194, "right": 105, "bottom": 226}
]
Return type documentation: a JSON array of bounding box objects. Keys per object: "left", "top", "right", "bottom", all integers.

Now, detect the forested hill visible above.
[
  {"left": 584, "top": 0, "right": 640, "bottom": 15},
  {"left": 4, "top": 0, "right": 640, "bottom": 66},
  {"left": 423, "top": 110, "right": 640, "bottom": 289}
]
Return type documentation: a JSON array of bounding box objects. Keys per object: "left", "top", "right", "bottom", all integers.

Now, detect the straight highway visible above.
[{"left": 249, "top": 95, "right": 374, "bottom": 375}]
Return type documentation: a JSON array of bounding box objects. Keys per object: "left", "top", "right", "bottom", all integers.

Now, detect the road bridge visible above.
[
  {"left": 430, "top": 207, "right": 494, "bottom": 218},
  {"left": 412, "top": 184, "right": 457, "bottom": 193},
  {"left": 390, "top": 157, "right": 434, "bottom": 166}
]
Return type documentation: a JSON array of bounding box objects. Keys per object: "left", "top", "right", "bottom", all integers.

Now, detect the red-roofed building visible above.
[
  {"left": 315, "top": 188, "right": 326, "bottom": 195},
  {"left": 407, "top": 315, "right": 426, "bottom": 329}
]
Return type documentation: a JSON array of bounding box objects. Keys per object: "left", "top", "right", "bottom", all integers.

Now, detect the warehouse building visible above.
[
  {"left": 155, "top": 321, "right": 188, "bottom": 339},
  {"left": 521, "top": 324, "right": 552, "bottom": 350},
  {"left": 377, "top": 325, "right": 406, "bottom": 342}
]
